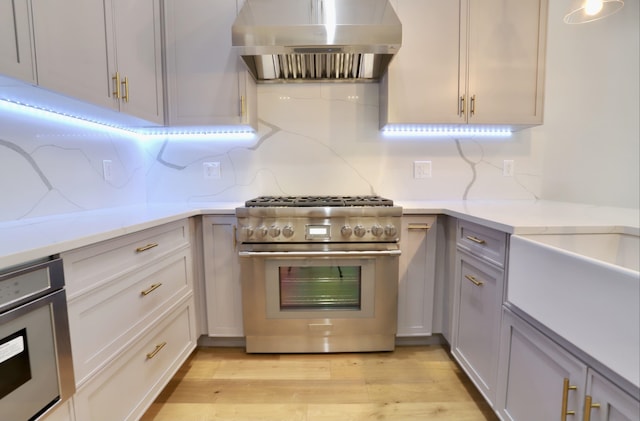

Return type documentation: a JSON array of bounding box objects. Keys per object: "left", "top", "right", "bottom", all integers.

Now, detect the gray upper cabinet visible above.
[
  {"left": 0, "top": 0, "right": 36, "bottom": 83},
  {"left": 163, "top": 0, "right": 257, "bottom": 129},
  {"left": 381, "top": 0, "right": 548, "bottom": 128},
  {"left": 31, "top": 0, "right": 164, "bottom": 124}
]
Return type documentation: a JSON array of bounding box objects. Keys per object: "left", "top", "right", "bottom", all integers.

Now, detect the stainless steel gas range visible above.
[{"left": 236, "top": 195, "right": 402, "bottom": 353}]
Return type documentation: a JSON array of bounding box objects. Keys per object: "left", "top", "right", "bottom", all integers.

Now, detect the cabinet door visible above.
[
  {"left": 465, "top": 0, "right": 547, "bottom": 125},
  {"left": 452, "top": 250, "right": 504, "bottom": 406},
  {"left": 31, "top": 0, "right": 114, "bottom": 110},
  {"left": 202, "top": 216, "right": 243, "bottom": 337},
  {"left": 496, "top": 309, "right": 588, "bottom": 421},
  {"left": 397, "top": 215, "right": 437, "bottom": 336},
  {"left": 0, "top": 0, "right": 35, "bottom": 83},
  {"left": 381, "top": 0, "right": 461, "bottom": 126},
  {"left": 585, "top": 370, "right": 640, "bottom": 421},
  {"left": 111, "top": 0, "right": 164, "bottom": 123},
  {"left": 164, "top": 0, "right": 257, "bottom": 127}
]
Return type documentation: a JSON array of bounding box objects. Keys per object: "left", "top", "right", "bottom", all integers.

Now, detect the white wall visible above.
[{"left": 539, "top": 0, "right": 639, "bottom": 209}]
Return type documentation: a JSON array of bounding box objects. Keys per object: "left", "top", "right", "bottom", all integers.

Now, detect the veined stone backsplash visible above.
[
  {"left": 147, "top": 84, "right": 543, "bottom": 203},
  {"left": 0, "top": 83, "right": 543, "bottom": 222},
  {"left": 2, "top": 0, "right": 638, "bottom": 222}
]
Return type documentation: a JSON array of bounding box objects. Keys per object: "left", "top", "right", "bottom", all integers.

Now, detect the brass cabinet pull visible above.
[
  {"left": 470, "top": 94, "right": 476, "bottom": 116},
  {"left": 465, "top": 235, "right": 486, "bottom": 244},
  {"left": 141, "top": 283, "right": 162, "bottom": 296},
  {"left": 121, "top": 76, "right": 129, "bottom": 103},
  {"left": 146, "top": 342, "right": 167, "bottom": 360},
  {"left": 135, "top": 243, "right": 158, "bottom": 253},
  {"left": 582, "top": 395, "right": 600, "bottom": 421},
  {"left": 112, "top": 72, "right": 121, "bottom": 99},
  {"left": 408, "top": 223, "right": 431, "bottom": 230},
  {"left": 465, "top": 274, "right": 484, "bottom": 286},
  {"left": 459, "top": 95, "right": 465, "bottom": 116},
  {"left": 561, "top": 378, "right": 578, "bottom": 420},
  {"left": 233, "top": 225, "right": 238, "bottom": 249},
  {"left": 240, "top": 95, "right": 246, "bottom": 117}
]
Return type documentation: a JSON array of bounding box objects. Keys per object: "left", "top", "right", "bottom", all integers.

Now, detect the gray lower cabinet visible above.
[
  {"left": 497, "top": 308, "right": 640, "bottom": 421},
  {"left": 452, "top": 249, "right": 504, "bottom": 406},
  {"left": 451, "top": 220, "right": 507, "bottom": 407},
  {"left": 397, "top": 215, "right": 437, "bottom": 337},
  {"left": 202, "top": 215, "right": 244, "bottom": 337}
]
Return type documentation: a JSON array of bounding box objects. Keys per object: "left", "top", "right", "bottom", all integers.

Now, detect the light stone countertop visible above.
[{"left": 1, "top": 199, "right": 638, "bottom": 270}]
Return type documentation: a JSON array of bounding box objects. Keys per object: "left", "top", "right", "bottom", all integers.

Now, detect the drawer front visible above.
[
  {"left": 62, "top": 220, "right": 190, "bottom": 297},
  {"left": 457, "top": 220, "right": 507, "bottom": 267},
  {"left": 68, "top": 251, "right": 192, "bottom": 384},
  {"left": 74, "top": 301, "right": 196, "bottom": 421}
]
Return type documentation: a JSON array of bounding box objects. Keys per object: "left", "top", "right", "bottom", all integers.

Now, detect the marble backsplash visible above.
[
  {"left": 146, "top": 84, "right": 543, "bottom": 204},
  {"left": 0, "top": 83, "right": 543, "bottom": 222}
]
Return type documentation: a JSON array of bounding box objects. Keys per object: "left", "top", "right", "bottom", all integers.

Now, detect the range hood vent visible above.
[{"left": 232, "top": 0, "right": 402, "bottom": 83}]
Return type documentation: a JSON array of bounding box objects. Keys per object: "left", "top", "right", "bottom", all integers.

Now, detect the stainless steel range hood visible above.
[{"left": 232, "top": 0, "right": 402, "bottom": 83}]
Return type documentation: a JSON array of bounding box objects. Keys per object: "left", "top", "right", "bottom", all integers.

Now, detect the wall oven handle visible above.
[{"left": 239, "top": 250, "right": 401, "bottom": 258}]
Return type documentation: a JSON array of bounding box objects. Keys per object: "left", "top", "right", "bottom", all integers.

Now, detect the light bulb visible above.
[{"left": 584, "top": 0, "right": 604, "bottom": 16}]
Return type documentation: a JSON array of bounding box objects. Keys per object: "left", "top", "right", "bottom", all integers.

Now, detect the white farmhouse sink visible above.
[{"left": 508, "top": 232, "right": 640, "bottom": 388}]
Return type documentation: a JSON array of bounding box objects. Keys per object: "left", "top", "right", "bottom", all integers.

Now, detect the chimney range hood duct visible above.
[{"left": 232, "top": 0, "right": 402, "bottom": 83}]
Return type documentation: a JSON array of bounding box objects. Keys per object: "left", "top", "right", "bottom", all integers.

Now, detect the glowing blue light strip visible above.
[
  {"left": 142, "top": 131, "right": 255, "bottom": 141},
  {"left": 0, "top": 98, "right": 140, "bottom": 138},
  {"left": 0, "top": 99, "right": 256, "bottom": 141},
  {"left": 381, "top": 125, "right": 513, "bottom": 138}
]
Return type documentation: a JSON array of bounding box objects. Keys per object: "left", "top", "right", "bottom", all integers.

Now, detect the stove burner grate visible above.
[{"left": 245, "top": 195, "right": 394, "bottom": 207}]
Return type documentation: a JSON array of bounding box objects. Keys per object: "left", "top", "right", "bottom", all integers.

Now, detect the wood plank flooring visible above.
[{"left": 141, "top": 345, "right": 499, "bottom": 421}]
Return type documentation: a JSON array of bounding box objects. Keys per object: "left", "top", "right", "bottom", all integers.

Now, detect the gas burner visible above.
[{"left": 245, "top": 195, "right": 394, "bottom": 207}]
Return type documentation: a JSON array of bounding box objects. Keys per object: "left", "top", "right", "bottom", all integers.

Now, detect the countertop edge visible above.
[{"left": 1, "top": 200, "right": 638, "bottom": 270}]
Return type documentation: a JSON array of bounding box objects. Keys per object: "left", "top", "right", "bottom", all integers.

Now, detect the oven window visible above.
[{"left": 279, "top": 266, "right": 361, "bottom": 310}]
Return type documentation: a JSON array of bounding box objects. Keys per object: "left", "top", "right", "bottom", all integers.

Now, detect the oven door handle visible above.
[{"left": 238, "top": 250, "right": 401, "bottom": 257}]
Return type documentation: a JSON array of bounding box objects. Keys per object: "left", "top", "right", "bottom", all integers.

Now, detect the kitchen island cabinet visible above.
[
  {"left": 497, "top": 308, "right": 640, "bottom": 421},
  {"left": 0, "top": 0, "right": 36, "bottom": 83},
  {"left": 31, "top": 0, "right": 164, "bottom": 124},
  {"left": 397, "top": 215, "right": 438, "bottom": 337},
  {"left": 382, "top": 0, "right": 547, "bottom": 128},
  {"left": 451, "top": 220, "right": 507, "bottom": 407},
  {"left": 163, "top": 0, "right": 257, "bottom": 129}
]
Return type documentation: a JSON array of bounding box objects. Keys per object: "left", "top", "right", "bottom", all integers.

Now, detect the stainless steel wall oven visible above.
[
  {"left": 236, "top": 196, "right": 402, "bottom": 353},
  {"left": 0, "top": 257, "right": 75, "bottom": 420}
]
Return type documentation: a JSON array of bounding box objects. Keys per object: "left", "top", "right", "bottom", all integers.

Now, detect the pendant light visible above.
[{"left": 564, "top": 0, "right": 624, "bottom": 24}]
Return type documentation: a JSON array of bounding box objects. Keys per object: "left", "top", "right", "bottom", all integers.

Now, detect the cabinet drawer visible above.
[
  {"left": 457, "top": 220, "right": 507, "bottom": 267},
  {"left": 74, "top": 300, "right": 196, "bottom": 421},
  {"left": 68, "top": 251, "right": 192, "bottom": 384},
  {"left": 63, "top": 220, "right": 190, "bottom": 297}
]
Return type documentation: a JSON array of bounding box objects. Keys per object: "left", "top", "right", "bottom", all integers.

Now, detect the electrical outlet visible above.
[
  {"left": 414, "top": 161, "right": 432, "bottom": 179},
  {"left": 503, "top": 160, "right": 514, "bottom": 177},
  {"left": 203, "top": 162, "right": 221, "bottom": 179},
  {"left": 102, "top": 160, "right": 113, "bottom": 181}
]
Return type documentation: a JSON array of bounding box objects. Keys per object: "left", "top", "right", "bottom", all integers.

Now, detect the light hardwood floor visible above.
[{"left": 141, "top": 345, "right": 499, "bottom": 421}]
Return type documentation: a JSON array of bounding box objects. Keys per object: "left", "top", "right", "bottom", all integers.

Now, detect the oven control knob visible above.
[
  {"left": 354, "top": 224, "right": 367, "bottom": 237},
  {"left": 282, "top": 225, "right": 295, "bottom": 238},
  {"left": 243, "top": 226, "right": 254, "bottom": 238},
  {"left": 268, "top": 225, "right": 281, "bottom": 238},
  {"left": 384, "top": 224, "right": 398, "bottom": 237},
  {"left": 255, "top": 225, "right": 268, "bottom": 238},
  {"left": 371, "top": 224, "right": 384, "bottom": 237},
  {"left": 341, "top": 225, "right": 353, "bottom": 237}
]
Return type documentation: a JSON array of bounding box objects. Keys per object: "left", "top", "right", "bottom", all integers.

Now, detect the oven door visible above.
[
  {"left": 239, "top": 243, "right": 400, "bottom": 353},
  {"left": 0, "top": 290, "right": 73, "bottom": 421}
]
